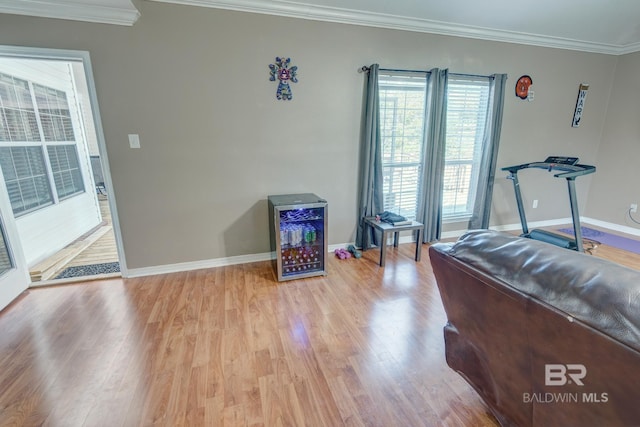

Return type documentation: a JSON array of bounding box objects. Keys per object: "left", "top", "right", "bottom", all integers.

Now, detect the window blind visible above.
[
  {"left": 47, "top": 145, "right": 84, "bottom": 200},
  {"left": 34, "top": 84, "right": 75, "bottom": 142},
  {"left": 444, "top": 76, "right": 491, "bottom": 218},
  {"left": 0, "top": 73, "right": 40, "bottom": 142},
  {"left": 0, "top": 146, "right": 53, "bottom": 215},
  {"left": 378, "top": 72, "right": 428, "bottom": 220}
]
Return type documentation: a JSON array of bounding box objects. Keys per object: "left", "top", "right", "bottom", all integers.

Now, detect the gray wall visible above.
[
  {"left": 0, "top": 2, "right": 622, "bottom": 269},
  {"left": 587, "top": 51, "right": 640, "bottom": 228}
]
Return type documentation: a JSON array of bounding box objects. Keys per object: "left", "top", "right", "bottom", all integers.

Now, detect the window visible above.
[
  {"left": 0, "top": 73, "right": 40, "bottom": 142},
  {"left": 34, "top": 84, "right": 75, "bottom": 142},
  {"left": 379, "top": 72, "right": 427, "bottom": 220},
  {"left": 0, "top": 72, "right": 85, "bottom": 216},
  {"left": 378, "top": 71, "right": 491, "bottom": 221},
  {"left": 0, "top": 146, "right": 53, "bottom": 215},
  {"left": 444, "top": 76, "right": 490, "bottom": 218},
  {"left": 47, "top": 145, "right": 84, "bottom": 199}
]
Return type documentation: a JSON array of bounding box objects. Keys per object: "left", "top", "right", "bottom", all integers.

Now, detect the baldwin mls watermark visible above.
[{"left": 522, "top": 364, "right": 609, "bottom": 404}]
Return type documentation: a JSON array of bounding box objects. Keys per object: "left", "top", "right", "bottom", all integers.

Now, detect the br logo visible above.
[{"left": 545, "top": 364, "right": 587, "bottom": 386}]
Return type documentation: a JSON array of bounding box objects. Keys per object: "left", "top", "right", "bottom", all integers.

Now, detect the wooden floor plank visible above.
[{"left": 3, "top": 237, "right": 639, "bottom": 426}]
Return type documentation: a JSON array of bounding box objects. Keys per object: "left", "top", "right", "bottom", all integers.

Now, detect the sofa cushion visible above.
[{"left": 434, "top": 229, "right": 640, "bottom": 352}]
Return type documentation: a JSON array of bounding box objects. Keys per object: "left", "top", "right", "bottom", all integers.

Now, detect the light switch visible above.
[
  {"left": 128, "top": 134, "right": 141, "bottom": 149},
  {"left": 527, "top": 90, "right": 535, "bottom": 101}
]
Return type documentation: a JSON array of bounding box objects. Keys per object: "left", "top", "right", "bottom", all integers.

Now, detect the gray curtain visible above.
[
  {"left": 355, "top": 64, "right": 384, "bottom": 248},
  {"left": 469, "top": 73, "right": 508, "bottom": 230},
  {"left": 416, "top": 68, "right": 449, "bottom": 243}
]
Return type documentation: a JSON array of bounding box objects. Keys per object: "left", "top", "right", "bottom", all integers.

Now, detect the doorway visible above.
[{"left": 0, "top": 46, "right": 125, "bottom": 294}]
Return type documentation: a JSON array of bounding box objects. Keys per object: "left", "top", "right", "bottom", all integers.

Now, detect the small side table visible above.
[{"left": 362, "top": 217, "right": 424, "bottom": 267}]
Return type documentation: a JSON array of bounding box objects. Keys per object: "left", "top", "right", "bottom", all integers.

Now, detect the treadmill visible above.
[{"left": 502, "top": 156, "right": 596, "bottom": 252}]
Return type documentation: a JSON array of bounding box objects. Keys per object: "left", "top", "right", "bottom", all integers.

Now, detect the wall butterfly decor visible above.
[{"left": 269, "top": 57, "right": 298, "bottom": 101}]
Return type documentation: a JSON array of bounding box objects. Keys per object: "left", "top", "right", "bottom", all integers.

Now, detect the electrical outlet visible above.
[
  {"left": 128, "top": 134, "right": 141, "bottom": 149},
  {"left": 631, "top": 203, "right": 638, "bottom": 213},
  {"left": 532, "top": 199, "right": 539, "bottom": 209}
]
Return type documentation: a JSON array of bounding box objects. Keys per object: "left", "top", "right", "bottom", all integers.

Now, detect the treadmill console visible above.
[{"left": 544, "top": 156, "right": 579, "bottom": 165}]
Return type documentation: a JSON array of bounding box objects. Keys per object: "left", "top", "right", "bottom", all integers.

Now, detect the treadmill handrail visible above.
[
  {"left": 502, "top": 161, "right": 595, "bottom": 179},
  {"left": 553, "top": 164, "right": 595, "bottom": 179},
  {"left": 502, "top": 158, "right": 595, "bottom": 252}
]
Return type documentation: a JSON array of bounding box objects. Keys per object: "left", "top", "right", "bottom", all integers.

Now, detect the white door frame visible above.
[{"left": 0, "top": 45, "right": 128, "bottom": 281}]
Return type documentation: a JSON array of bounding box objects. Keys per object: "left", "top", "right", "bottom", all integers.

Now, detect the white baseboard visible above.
[
  {"left": 581, "top": 217, "right": 640, "bottom": 237},
  {"left": 489, "top": 217, "right": 574, "bottom": 233},
  {"left": 328, "top": 243, "right": 350, "bottom": 252},
  {"left": 488, "top": 216, "right": 640, "bottom": 238},
  {"left": 439, "top": 217, "right": 575, "bottom": 241},
  {"left": 126, "top": 251, "right": 275, "bottom": 278},
  {"left": 127, "top": 244, "right": 355, "bottom": 278},
  {"left": 125, "top": 216, "right": 639, "bottom": 279},
  {"left": 442, "top": 217, "right": 640, "bottom": 241},
  {"left": 440, "top": 230, "right": 465, "bottom": 240}
]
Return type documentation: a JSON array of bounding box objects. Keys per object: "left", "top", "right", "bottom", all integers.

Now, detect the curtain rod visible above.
[
  {"left": 358, "top": 65, "right": 494, "bottom": 80},
  {"left": 358, "top": 66, "right": 425, "bottom": 74}
]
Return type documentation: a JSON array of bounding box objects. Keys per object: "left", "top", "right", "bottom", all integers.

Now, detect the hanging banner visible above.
[{"left": 571, "top": 84, "right": 589, "bottom": 127}]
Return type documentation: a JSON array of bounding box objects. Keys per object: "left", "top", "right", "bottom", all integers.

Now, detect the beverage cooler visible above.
[{"left": 268, "top": 193, "right": 328, "bottom": 281}]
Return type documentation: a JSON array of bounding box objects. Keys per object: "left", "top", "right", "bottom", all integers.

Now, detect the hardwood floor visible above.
[
  {"left": 0, "top": 245, "right": 499, "bottom": 427},
  {"left": 2, "top": 237, "right": 639, "bottom": 427}
]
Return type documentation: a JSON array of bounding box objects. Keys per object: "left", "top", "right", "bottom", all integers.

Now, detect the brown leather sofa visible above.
[{"left": 429, "top": 230, "right": 640, "bottom": 427}]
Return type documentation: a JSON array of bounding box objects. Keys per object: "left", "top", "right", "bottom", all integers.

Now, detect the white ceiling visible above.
[{"left": 3, "top": 0, "right": 640, "bottom": 55}]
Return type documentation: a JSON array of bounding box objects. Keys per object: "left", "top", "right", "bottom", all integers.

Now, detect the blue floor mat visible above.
[{"left": 557, "top": 227, "right": 640, "bottom": 254}]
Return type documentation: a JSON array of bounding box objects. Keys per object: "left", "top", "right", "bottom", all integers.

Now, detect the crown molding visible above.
[
  {"left": 0, "top": 0, "right": 141, "bottom": 26},
  {"left": 617, "top": 42, "right": 640, "bottom": 56},
  {"left": 147, "top": 0, "right": 639, "bottom": 55}
]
